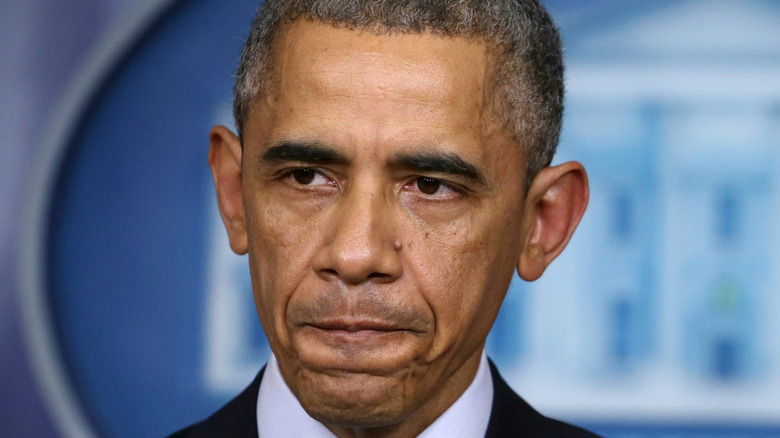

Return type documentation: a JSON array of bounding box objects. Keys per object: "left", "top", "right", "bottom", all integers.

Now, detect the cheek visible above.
[
  {"left": 244, "top": 192, "right": 323, "bottom": 345},
  {"left": 247, "top": 186, "right": 322, "bottom": 272},
  {"left": 406, "top": 209, "right": 520, "bottom": 350}
]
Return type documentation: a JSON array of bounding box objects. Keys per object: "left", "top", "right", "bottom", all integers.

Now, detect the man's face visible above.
[{"left": 233, "top": 21, "right": 530, "bottom": 433}]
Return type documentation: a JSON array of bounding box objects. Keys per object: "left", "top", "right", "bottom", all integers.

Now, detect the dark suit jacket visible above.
[{"left": 170, "top": 361, "right": 600, "bottom": 437}]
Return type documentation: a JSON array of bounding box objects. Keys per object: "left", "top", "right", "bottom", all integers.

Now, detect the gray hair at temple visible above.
[{"left": 233, "top": 0, "right": 564, "bottom": 185}]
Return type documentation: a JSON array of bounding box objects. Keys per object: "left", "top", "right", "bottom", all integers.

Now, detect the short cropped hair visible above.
[{"left": 234, "top": 0, "right": 564, "bottom": 184}]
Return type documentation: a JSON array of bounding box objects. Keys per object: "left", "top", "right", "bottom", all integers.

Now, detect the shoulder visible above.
[
  {"left": 486, "top": 361, "right": 602, "bottom": 438},
  {"left": 167, "top": 368, "right": 264, "bottom": 438}
]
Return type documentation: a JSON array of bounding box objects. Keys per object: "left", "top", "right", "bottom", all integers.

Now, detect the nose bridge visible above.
[
  {"left": 342, "top": 182, "right": 383, "bottom": 242},
  {"left": 319, "top": 177, "right": 401, "bottom": 283}
]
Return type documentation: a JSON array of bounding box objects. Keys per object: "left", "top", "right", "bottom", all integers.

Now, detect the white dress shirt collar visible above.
[{"left": 256, "top": 351, "right": 494, "bottom": 437}]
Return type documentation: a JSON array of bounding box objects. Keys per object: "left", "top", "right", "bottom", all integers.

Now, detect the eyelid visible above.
[
  {"left": 281, "top": 166, "right": 338, "bottom": 187},
  {"left": 404, "top": 176, "right": 463, "bottom": 197}
]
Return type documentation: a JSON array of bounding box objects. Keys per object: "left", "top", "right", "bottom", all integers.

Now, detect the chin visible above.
[{"left": 295, "top": 368, "right": 419, "bottom": 428}]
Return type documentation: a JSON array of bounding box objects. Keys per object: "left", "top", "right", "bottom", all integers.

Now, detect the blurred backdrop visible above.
[{"left": 2, "top": 0, "right": 779, "bottom": 436}]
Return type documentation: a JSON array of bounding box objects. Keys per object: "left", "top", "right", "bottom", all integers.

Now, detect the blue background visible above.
[{"left": 2, "top": 0, "right": 780, "bottom": 437}]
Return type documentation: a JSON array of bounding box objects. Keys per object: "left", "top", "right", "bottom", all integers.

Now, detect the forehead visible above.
[
  {"left": 264, "top": 20, "right": 494, "bottom": 127},
  {"left": 275, "top": 21, "right": 486, "bottom": 94},
  {"left": 245, "top": 20, "right": 521, "bottom": 181}
]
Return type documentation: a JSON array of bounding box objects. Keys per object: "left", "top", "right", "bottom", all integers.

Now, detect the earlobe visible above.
[
  {"left": 517, "top": 161, "right": 589, "bottom": 281},
  {"left": 208, "top": 125, "right": 248, "bottom": 255}
]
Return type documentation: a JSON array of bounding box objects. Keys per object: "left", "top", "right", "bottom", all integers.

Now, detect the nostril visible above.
[
  {"left": 367, "top": 272, "right": 392, "bottom": 281},
  {"left": 321, "top": 268, "right": 339, "bottom": 277}
]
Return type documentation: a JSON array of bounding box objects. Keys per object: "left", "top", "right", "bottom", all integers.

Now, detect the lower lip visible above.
[
  {"left": 294, "top": 326, "right": 421, "bottom": 371},
  {"left": 299, "top": 325, "right": 415, "bottom": 345}
]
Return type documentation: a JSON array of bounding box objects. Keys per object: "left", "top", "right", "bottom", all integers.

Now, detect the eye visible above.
[
  {"left": 411, "top": 177, "right": 457, "bottom": 197},
  {"left": 417, "top": 177, "right": 441, "bottom": 195},
  {"left": 288, "top": 168, "right": 330, "bottom": 186}
]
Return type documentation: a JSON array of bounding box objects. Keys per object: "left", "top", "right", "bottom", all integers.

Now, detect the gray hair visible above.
[{"left": 233, "top": 0, "right": 564, "bottom": 184}]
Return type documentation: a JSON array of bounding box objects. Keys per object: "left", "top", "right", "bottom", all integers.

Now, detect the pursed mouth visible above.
[{"left": 302, "top": 319, "right": 424, "bottom": 334}]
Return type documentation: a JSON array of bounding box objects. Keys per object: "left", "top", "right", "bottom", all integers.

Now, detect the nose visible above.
[{"left": 312, "top": 185, "right": 403, "bottom": 285}]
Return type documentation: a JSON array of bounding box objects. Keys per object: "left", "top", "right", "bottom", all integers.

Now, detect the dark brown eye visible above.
[
  {"left": 417, "top": 177, "right": 441, "bottom": 195},
  {"left": 292, "top": 169, "right": 316, "bottom": 185}
]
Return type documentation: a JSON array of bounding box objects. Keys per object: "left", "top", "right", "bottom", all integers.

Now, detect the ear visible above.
[
  {"left": 208, "top": 125, "right": 248, "bottom": 255},
  {"left": 517, "top": 161, "right": 589, "bottom": 281}
]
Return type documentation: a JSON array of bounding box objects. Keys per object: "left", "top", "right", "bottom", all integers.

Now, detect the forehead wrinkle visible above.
[
  {"left": 256, "top": 21, "right": 495, "bottom": 125},
  {"left": 276, "top": 23, "right": 486, "bottom": 101},
  {"left": 297, "top": 60, "right": 457, "bottom": 112},
  {"left": 255, "top": 21, "right": 509, "bottom": 178}
]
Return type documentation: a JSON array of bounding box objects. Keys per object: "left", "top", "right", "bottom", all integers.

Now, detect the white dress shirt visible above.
[{"left": 256, "top": 351, "right": 494, "bottom": 437}]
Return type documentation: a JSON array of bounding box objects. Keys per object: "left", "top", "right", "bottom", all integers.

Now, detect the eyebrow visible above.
[
  {"left": 261, "top": 141, "right": 348, "bottom": 164},
  {"left": 261, "top": 141, "right": 485, "bottom": 185},
  {"left": 391, "top": 150, "right": 486, "bottom": 185}
]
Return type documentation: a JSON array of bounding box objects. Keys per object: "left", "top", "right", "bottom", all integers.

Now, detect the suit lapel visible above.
[{"left": 485, "top": 360, "right": 551, "bottom": 437}]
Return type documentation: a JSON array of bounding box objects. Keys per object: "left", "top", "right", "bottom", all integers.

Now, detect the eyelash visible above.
[
  {"left": 285, "top": 168, "right": 332, "bottom": 186},
  {"left": 281, "top": 167, "right": 462, "bottom": 198},
  {"left": 404, "top": 177, "right": 461, "bottom": 198}
]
